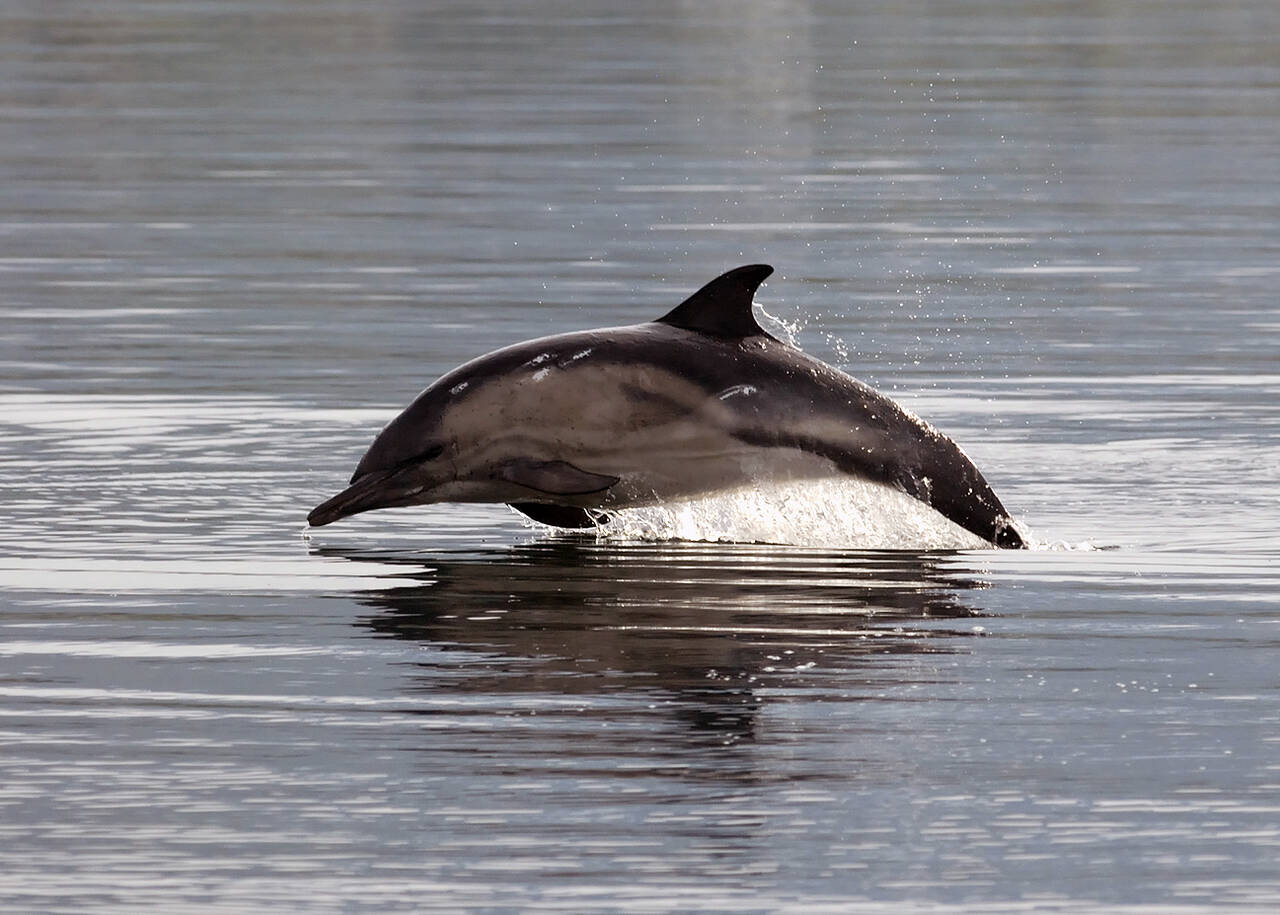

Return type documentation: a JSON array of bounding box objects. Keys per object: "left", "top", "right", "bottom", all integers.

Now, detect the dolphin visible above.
[{"left": 308, "top": 264, "right": 1024, "bottom": 548}]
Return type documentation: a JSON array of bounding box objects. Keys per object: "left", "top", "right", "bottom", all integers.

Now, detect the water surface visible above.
[{"left": 2, "top": 1, "right": 1278, "bottom": 911}]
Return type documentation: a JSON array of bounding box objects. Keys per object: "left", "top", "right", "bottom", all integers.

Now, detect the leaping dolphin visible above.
[{"left": 308, "top": 264, "right": 1024, "bottom": 548}]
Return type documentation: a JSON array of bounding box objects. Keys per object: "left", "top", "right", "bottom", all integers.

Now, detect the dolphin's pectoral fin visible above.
[
  {"left": 498, "top": 459, "right": 619, "bottom": 496},
  {"left": 509, "top": 502, "right": 610, "bottom": 529},
  {"left": 655, "top": 264, "right": 776, "bottom": 340}
]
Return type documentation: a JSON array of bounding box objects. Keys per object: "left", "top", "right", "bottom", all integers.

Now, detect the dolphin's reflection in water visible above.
[{"left": 324, "top": 539, "right": 992, "bottom": 749}]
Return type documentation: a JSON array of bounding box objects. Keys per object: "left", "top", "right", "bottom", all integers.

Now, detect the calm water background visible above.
[{"left": 2, "top": 1, "right": 1278, "bottom": 911}]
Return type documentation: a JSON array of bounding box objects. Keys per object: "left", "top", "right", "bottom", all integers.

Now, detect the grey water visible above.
[{"left": 2, "top": 0, "right": 1278, "bottom": 911}]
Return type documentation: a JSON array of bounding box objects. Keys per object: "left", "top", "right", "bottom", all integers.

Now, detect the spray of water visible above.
[{"left": 517, "top": 477, "right": 1000, "bottom": 550}]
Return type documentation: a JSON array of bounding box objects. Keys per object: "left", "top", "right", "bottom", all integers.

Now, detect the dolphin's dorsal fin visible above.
[{"left": 655, "top": 264, "right": 774, "bottom": 339}]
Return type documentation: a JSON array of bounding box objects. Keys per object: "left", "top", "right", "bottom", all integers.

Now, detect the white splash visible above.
[
  {"left": 587, "top": 477, "right": 996, "bottom": 550},
  {"left": 756, "top": 304, "right": 803, "bottom": 347},
  {"left": 1036, "top": 538, "right": 1102, "bottom": 552}
]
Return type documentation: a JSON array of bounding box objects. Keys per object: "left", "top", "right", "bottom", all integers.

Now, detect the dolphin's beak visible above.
[{"left": 307, "top": 466, "right": 432, "bottom": 527}]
